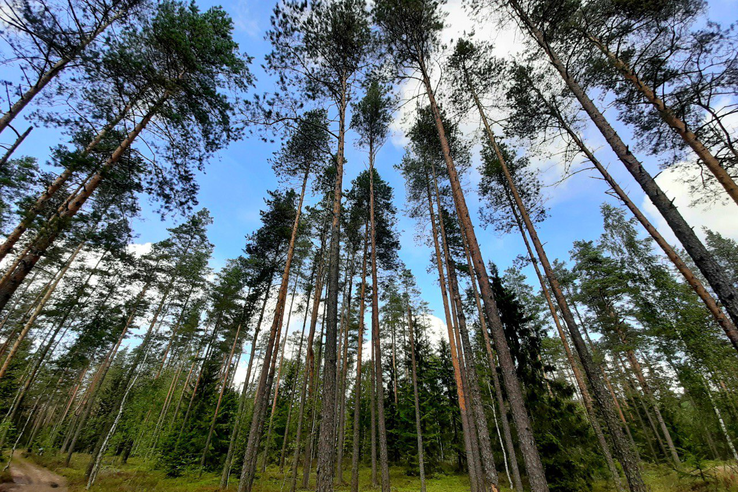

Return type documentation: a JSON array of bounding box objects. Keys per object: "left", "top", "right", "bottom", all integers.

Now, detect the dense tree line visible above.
[{"left": 0, "top": 0, "right": 736, "bottom": 491}]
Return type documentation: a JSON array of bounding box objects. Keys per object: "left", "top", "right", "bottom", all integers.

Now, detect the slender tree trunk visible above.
[
  {"left": 585, "top": 32, "right": 738, "bottom": 204},
  {"left": 279, "top": 259, "right": 317, "bottom": 473},
  {"left": 350, "top": 227, "right": 369, "bottom": 492},
  {"left": 461, "top": 232, "right": 524, "bottom": 491},
  {"left": 315, "top": 76, "right": 349, "bottom": 492},
  {"left": 529, "top": 82, "right": 738, "bottom": 353},
  {"left": 289, "top": 236, "right": 327, "bottom": 492},
  {"left": 406, "top": 305, "right": 427, "bottom": 492},
  {"left": 432, "top": 165, "right": 499, "bottom": 492},
  {"left": 369, "top": 147, "right": 391, "bottom": 492},
  {"left": 0, "top": 98, "right": 135, "bottom": 263},
  {"left": 616, "top": 330, "right": 680, "bottom": 467},
  {"left": 506, "top": 192, "right": 624, "bottom": 491},
  {"left": 335, "top": 253, "right": 355, "bottom": 484},
  {"left": 0, "top": 126, "right": 32, "bottom": 167},
  {"left": 425, "top": 179, "right": 480, "bottom": 492},
  {"left": 199, "top": 323, "right": 242, "bottom": 474},
  {"left": 261, "top": 263, "right": 302, "bottom": 472},
  {"left": 370, "top": 337, "right": 377, "bottom": 487},
  {"left": 506, "top": 0, "right": 738, "bottom": 340},
  {"left": 418, "top": 60, "right": 549, "bottom": 492}
]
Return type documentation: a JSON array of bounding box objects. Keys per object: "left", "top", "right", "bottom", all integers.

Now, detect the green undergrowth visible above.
[{"left": 25, "top": 453, "right": 738, "bottom": 492}]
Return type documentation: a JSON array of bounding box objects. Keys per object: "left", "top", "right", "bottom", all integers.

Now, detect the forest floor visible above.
[
  {"left": 5, "top": 453, "right": 738, "bottom": 492},
  {"left": 0, "top": 453, "right": 67, "bottom": 491}
]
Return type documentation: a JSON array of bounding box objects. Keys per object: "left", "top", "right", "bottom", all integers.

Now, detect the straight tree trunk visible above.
[
  {"left": 461, "top": 232, "right": 524, "bottom": 491},
  {"left": 350, "top": 227, "right": 369, "bottom": 492},
  {"left": 369, "top": 147, "right": 391, "bottom": 492},
  {"left": 527, "top": 80, "right": 738, "bottom": 353},
  {"left": 315, "top": 75, "right": 349, "bottom": 492},
  {"left": 417, "top": 59, "right": 549, "bottom": 492},
  {"left": 279, "top": 262, "right": 316, "bottom": 472},
  {"left": 261, "top": 264, "right": 302, "bottom": 472},
  {"left": 477, "top": 96, "right": 645, "bottom": 490},
  {"left": 335, "top": 253, "right": 355, "bottom": 483},
  {"left": 405, "top": 305, "right": 427, "bottom": 492},
  {"left": 289, "top": 233, "right": 328, "bottom": 492},
  {"left": 507, "top": 194, "right": 624, "bottom": 491},
  {"left": 425, "top": 179, "right": 480, "bottom": 492},
  {"left": 431, "top": 166, "right": 499, "bottom": 492},
  {"left": 199, "top": 323, "right": 242, "bottom": 473}
]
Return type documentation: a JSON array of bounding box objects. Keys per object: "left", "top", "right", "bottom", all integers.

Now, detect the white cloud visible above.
[{"left": 641, "top": 165, "right": 738, "bottom": 244}]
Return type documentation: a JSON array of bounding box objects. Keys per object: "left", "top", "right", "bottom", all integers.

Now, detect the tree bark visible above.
[
  {"left": 431, "top": 165, "right": 499, "bottom": 492},
  {"left": 369, "top": 150, "right": 391, "bottom": 492},
  {"left": 425, "top": 178, "right": 480, "bottom": 492},
  {"left": 461, "top": 231, "right": 524, "bottom": 491},
  {"left": 406, "top": 305, "right": 427, "bottom": 492},
  {"left": 350, "top": 227, "right": 369, "bottom": 492},
  {"left": 315, "top": 74, "right": 349, "bottom": 492},
  {"left": 289, "top": 231, "right": 328, "bottom": 492}
]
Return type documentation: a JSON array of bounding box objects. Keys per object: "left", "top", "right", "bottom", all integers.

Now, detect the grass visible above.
[{"left": 24, "top": 453, "right": 738, "bottom": 492}]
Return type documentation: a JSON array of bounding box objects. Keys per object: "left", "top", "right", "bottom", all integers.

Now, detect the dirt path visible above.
[{"left": 0, "top": 455, "right": 67, "bottom": 491}]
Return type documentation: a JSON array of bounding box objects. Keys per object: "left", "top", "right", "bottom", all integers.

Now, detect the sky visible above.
[{"left": 3, "top": 0, "right": 738, "bottom": 380}]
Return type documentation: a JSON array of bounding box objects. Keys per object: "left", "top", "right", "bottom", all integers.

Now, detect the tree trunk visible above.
[
  {"left": 315, "top": 75, "right": 349, "bottom": 492},
  {"left": 432, "top": 165, "right": 499, "bottom": 492},
  {"left": 369, "top": 147, "right": 391, "bottom": 492},
  {"left": 279, "top": 259, "right": 316, "bottom": 473},
  {"left": 406, "top": 305, "right": 427, "bottom": 492},
  {"left": 261, "top": 263, "right": 302, "bottom": 472},
  {"left": 199, "top": 323, "right": 242, "bottom": 474},
  {"left": 350, "top": 227, "right": 369, "bottom": 492},
  {"left": 425, "top": 179, "right": 480, "bottom": 492},
  {"left": 506, "top": 192, "right": 624, "bottom": 491},
  {"left": 335, "top": 252, "right": 355, "bottom": 484},
  {"left": 461, "top": 232, "right": 524, "bottom": 491},
  {"left": 529, "top": 81, "right": 738, "bottom": 353},
  {"left": 471, "top": 77, "right": 645, "bottom": 490},
  {"left": 289, "top": 231, "right": 328, "bottom": 492},
  {"left": 0, "top": 241, "right": 84, "bottom": 380},
  {"left": 418, "top": 59, "right": 549, "bottom": 492},
  {"left": 0, "top": 98, "right": 135, "bottom": 263}
]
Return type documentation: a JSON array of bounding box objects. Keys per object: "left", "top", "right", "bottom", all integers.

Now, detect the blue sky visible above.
[{"left": 4, "top": 0, "right": 738, "bottom": 340}]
